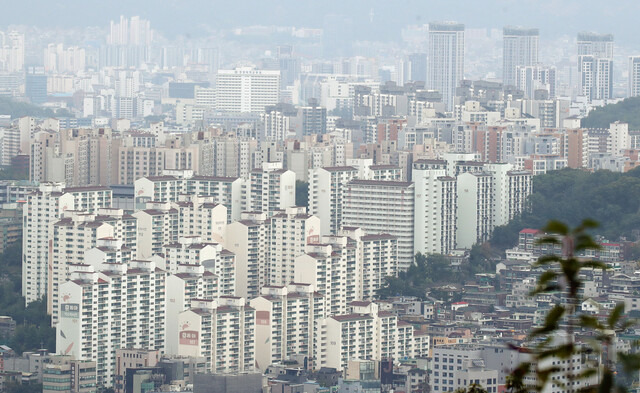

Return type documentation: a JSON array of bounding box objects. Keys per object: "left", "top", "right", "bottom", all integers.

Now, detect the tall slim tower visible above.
[
  {"left": 629, "top": 56, "right": 640, "bottom": 97},
  {"left": 503, "top": 27, "right": 539, "bottom": 87},
  {"left": 577, "top": 32, "right": 614, "bottom": 101},
  {"left": 427, "top": 22, "right": 465, "bottom": 111}
]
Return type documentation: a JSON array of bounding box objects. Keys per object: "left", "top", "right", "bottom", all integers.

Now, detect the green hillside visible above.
[
  {"left": 581, "top": 96, "right": 640, "bottom": 129},
  {"left": 491, "top": 167, "right": 640, "bottom": 249},
  {"left": 0, "top": 97, "right": 70, "bottom": 119}
]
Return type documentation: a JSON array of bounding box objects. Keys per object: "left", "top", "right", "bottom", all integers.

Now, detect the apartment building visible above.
[
  {"left": 165, "top": 264, "right": 219, "bottom": 355},
  {"left": 342, "top": 180, "right": 415, "bottom": 269},
  {"left": 317, "top": 302, "right": 429, "bottom": 371},
  {"left": 412, "top": 160, "right": 457, "bottom": 256},
  {"left": 225, "top": 212, "right": 270, "bottom": 299},
  {"left": 56, "top": 260, "right": 166, "bottom": 386},
  {"left": 268, "top": 207, "right": 321, "bottom": 286},
  {"left": 135, "top": 171, "right": 245, "bottom": 222},
  {"left": 250, "top": 284, "right": 325, "bottom": 370},
  {"left": 352, "top": 231, "right": 399, "bottom": 301},
  {"left": 177, "top": 297, "right": 256, "bottom": 374},
  {"left": 294, "top": 238, "right": 358, "bottom": 317},
  {"left": 249, "top": 161, "right": 296, "bottom": 216},
  {"left": 216, "top": 67, "right": 280, "bottom": 113},
  {"left": 456, "top": 172, "right": 494, "bottom": 249},
  {"left": 50, "top": 212, "right": 115, "bottom": 323},
  {"left": 431, "top": 345, "right": 499, "bottom": 393},
  {"left": 308, "top": 166, "right": 359, "bottom": 236},
  {"left": 162, "top": 236, "right": 235, "bottom": 296},
  {"left": 22, "top": 183, "right": 112, "bottom": 305},
  {"left": 133, "top": 203, "right": 179, "bottom": 259}
]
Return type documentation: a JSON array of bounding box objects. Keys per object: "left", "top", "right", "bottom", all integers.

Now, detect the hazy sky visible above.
[{"left": 3, "top": 0, "right": 640, "bottom": 46}]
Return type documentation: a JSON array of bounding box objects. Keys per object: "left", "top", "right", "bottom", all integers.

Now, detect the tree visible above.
[
  {"left": 507, "top": 219, "right": 640, "bottom": 393},
  {"left": 0, "top": 242, "right": 55, "bottom": 352},
  {"left": 377, "top": 253, "right": 463, "bottom": 299},
  {"left": 581, "top": 96, "right": 640, "bottom": 129},
  {"left": 455, "top": 384, "right": 488, "bottom": 393},
  {"left": 296, "top": 180, "right": 309, "bottom": 208},
  {"left": 491, "top": 167, "right": 640, "bottom": 251}
]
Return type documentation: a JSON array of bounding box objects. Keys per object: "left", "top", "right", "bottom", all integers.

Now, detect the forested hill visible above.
[
  {"left": 0, "top": 97, "right": 69, "bottom": 119},
  {"left": 581, "top": 97, "right": 640, "bottom": 129},
  {"left": 491, "top": 168, "right": 640, "bottom": 249}
]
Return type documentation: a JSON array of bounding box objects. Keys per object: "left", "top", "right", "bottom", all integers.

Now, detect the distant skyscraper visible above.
[
  {"left": 0, "top": 31, "right": 24, "bottom": 72},
  {"left": 578, "top": 32, "right": 614, "bottom": 58},
  {"left": 25, "top": 67, "right": 47, "bottom": 105},
  {"left": 516, "top": 65, "right": 557, "bottom": 99},
  {"left": 577, "top": 32, "right": 614, "bottom": 101},
  {"left": 407, "top": 53, "right": 427, "bottom": 83},
  {"left": 503, "top": 27, "right": 539, "bottom": 87},
  {"left": 108, "top": 15, "right": 153, "bottom": 46},
  {"left": 216, "top": 67, "right": 281, "bottom": 113},
  {"left": 427, "top": 22, "right": 465, "bottom": 111},
  {"left": 629, "top": 56, "right": 640, "bottom": 97}
]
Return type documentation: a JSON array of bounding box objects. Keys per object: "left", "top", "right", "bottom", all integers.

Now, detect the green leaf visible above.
[
  {"left": 574, "top": 233, "right": 602, "bottom": 252},
  {"left": 539, "top": 270, "right": 558, "bottom": 286},
  {"left": 580, "top": 315, "right": 605, "bottom": 331},
  {"left": 534, "top": 255, "right": 562, "bottom": 266},
  {"left": 607, "top": 303, "right": 625, "bottom": 329},
  {"left": 618, "top": 353, "right": 640, "bottom": 374},
  {"left": 581, "top": 261, "right": 609, "bottom": 270},
  {"left": 577, "top": 218, "right": 600, "bottom": 231},
  {"left": 531, "top": 305, "right": 564, "bottom": 337},
  {"left": 598, "top": 369, "right": 613, "bottom": 393},
  {"left": 535, "top": 236, "right": 562, "bottom": 246},
  {"left": 544, "top": 220, "right": 569, "bottom": 235}
]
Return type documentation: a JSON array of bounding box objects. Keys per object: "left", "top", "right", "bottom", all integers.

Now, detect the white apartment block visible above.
[
  {"left": 225, "top": 212, "right": 270, "bottom": 299},
  {"left": 309, "top": 166, "right": 359, "bottom": 236},
  {"left": 133, "top": 204, "right": 178, "bottom": 259},
  {"left": 116, "top": 145, "right": 166, "bottom": 185},
  {"left": 294, "top": 239, "right": 357, "bottom": 317},
  {"left": 135, "top": 172, "right": 245, "bottom": 222},
  {"left": 503, "top": 27, "right": 539, "bottom": 87},
  {"left": 22, "top": 183, "right": 112, "bottom": 305},
  {"left": 261, "top": 108, "right": 294, "bottom": 141},
  {"left": 56, "top": 259, "right": 165, "bottom": 387},
  {"left": 412, "top": 160, "right": 457, "bottom": 256},
  {"left": 346, "top": 230, "right": 399, "bottom": 301},
  {"left": 249, "top": 161, "right": 296, "bottom": 216},
  {"left": 506, "top": 170, "right": 532, "bottom": 223},
  {"left": 342, "top": 180, "right": 415, "bottom": 270},
  {"left": 0, "top": 124, "right": 20, "bottom": 166},
  {"left": 268, "top": 206, "right": 321, "bottom": 286},
  {"left": 171, "top": 195, "right": 227, "bottom": 244},
  {"left": 629, "top": 56, "right": 640, "bottom": 98},
  {"left": 94, "top": 208, "right": 138, "bottom": 258},
  {"left": 250, "top": 284, "right": 325, "bottom": 371},
  {"left": 177, "top": 297, "right": 256, "bottom": 374},
  {"left": 427, "top": 22, "right": 465, "bottom": 110},
  {"left": 431, "top": 345, "right": 499, "bottom": 393},
  {"left": 165, "top": 264, "right": 219, "bottom": 355},
  {"left": 216, "top": 67, "right": 280, "bottom": 113},
  {"left": 50, "top": 211, "right": 115, "bottom": 323},
  {"left": 484, "top": 163, "right": 513, "bottom": 228},
  {"left": 162, "top": 236, "right": 235, "bottom": 296},
  {"left": 318, "top": 302, "right": 429, "bottom": 371},
  {"left": 456, "top": 172, "right": 494, "bottom": 249},
  {"left": 52, "top": 220, "right": 133, "bottom": 317},
  {"left": 609, "top": 121, "right": 630, "bottom": 155}
]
